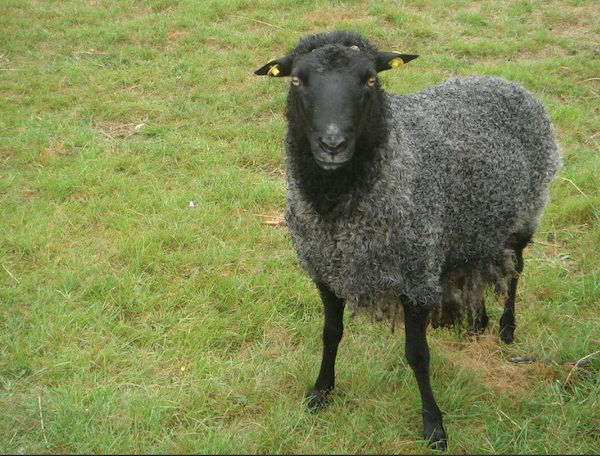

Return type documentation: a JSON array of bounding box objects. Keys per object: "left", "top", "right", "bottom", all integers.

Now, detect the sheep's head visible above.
[{"left": 255, "top": 32, "right": 417, "bottom": 171}]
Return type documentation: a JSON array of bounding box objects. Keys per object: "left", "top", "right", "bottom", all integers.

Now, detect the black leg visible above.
[
  {"left": 404, "top": 305, "right": 447, "bottom": 451},
  {"left": 307, "top": 282, "right": 345, "bottom": 411},
  {"left": 500, "top": 240, "right": 527, "bottom": 344}
]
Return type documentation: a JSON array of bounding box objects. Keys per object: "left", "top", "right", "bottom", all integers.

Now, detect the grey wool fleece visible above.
[{"left": 285, "top": 75, "right": 562, "bottom": 326}]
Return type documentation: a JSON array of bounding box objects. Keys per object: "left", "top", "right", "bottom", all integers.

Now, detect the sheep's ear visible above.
[
  {"left": 375, "top": 52, "right": 418, "bottom": 72},
  {"left": 254, "top": 56, "right": 294, "bottom": 77}
]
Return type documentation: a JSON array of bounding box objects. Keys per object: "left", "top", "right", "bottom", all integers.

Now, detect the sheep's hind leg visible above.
[
  {"left": 499, "top": 237, "right": 528, "bottom": 344},
  {"left": 404, "top": 305, "right": 447, "bottom": 451},
  {"left": 307, "top": 282, "right": 345, "bottom": 411},
  {"left": 469, "top": 299, "right": 489, "bottom": 337}
]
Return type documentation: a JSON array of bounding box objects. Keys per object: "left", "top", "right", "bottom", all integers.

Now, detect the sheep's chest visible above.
[{"left": 285, "top": 197, "right": 409, "bottom": 306}]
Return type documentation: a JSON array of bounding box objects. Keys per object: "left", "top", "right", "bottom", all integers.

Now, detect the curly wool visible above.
[{"left": 283, "top": 37, "right": 561, "bottom": 328}]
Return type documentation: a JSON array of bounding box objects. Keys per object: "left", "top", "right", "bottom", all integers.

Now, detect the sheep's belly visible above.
[{"left": 288, "top": 210, "right": 518, "bottom": 328}]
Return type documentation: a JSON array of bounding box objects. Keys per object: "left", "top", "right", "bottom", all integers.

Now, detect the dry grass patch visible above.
[
  {"left": 443, "top": 333, "right": 560, "bottom": 396},
  {"left": 94, "top": 121, "right": 147, "bottom": 139},
  {"left": 304, "top": 7, "right": 377, "bottom": 30}
]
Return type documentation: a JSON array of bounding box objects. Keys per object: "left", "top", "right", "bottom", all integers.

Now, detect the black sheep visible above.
[{"left": 255, "top": 30, "right": 561, "bottom": 450}]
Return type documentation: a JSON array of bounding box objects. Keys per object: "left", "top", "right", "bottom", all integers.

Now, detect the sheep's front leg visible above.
[
  {"left": 307, "top": 282, "right": 345, "bottom": 411},
  {"left": 404, "top": 305, "right": 447, "bottom": 451}
]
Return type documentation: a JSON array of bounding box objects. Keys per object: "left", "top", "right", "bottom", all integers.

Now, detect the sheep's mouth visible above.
[
  {"left": 310, "top": 138, "right": 355, "bottom": 171},
  {"left": 312, "top": 149, "right": 354, "bottom": 170},
  {"left": 314, "top": 158, "right": 351, "bottom": 171}
]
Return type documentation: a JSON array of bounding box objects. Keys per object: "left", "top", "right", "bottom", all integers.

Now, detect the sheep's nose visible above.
[{"left": 319, "top": 135, "right": 347, "bottom": 154}]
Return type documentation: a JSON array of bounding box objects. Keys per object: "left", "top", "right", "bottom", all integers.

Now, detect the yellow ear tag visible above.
[
  {"left": 388, "top": 57, "right": 404, "bottom": 69},
  {"left": 267, "top": 64, "right": 281, "bottom": 77}
]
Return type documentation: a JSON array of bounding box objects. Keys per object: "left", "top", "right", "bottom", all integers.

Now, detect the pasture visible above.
[{"left": 1, "top": 0, "right": 599, "bottom": 453}]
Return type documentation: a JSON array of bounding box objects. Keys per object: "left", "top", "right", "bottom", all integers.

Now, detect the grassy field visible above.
[{"left": 1, "top": 0, "right": 599, "bottom": 454}]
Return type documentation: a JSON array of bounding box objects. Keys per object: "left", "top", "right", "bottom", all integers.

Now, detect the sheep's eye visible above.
[
  {"left": 291, "top": 76, "right": 301, "bottom": 86},
  {"left": 367, "top": 76, "right": 377, "bottom": 87}
]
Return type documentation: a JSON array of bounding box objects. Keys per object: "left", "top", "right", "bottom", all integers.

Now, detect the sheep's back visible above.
[{"left": 389, "top": 76, "right": 561, "bottom": 265}]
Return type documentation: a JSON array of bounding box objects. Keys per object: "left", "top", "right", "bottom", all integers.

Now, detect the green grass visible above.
[{"left": 1, "top": 0, "right": 599, "bottom": 453}]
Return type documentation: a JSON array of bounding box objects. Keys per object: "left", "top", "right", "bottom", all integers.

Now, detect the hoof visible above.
[
  {"left": 425, "top": 428, "right": 448, "bottom": 452},
  {"left": 499, "top": 325, "right": 515, "bottom": 344},
  {"left": 306, "top": 389, "right": 329, "bottom": 412},
  {"left": 470, "top": 314, "right": 489, "bottom": 337},
  {"left": 467, "top": 325, "right": 485, "bottom": 340},
  {"left": 429, "top": 438, "right": 447, "bottom": 452}
]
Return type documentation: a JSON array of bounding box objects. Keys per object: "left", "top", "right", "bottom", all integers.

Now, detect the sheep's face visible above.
[
  {"left": 255, "top": 37, "right": 417, "bottom": 171},
  {"left": 289, "top": 48, "right": 380, "bottom": 171}
]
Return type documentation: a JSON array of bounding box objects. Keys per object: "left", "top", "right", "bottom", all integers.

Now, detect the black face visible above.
[{"left": 289, "top": 49, "right": 379, "bottom": 171}]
